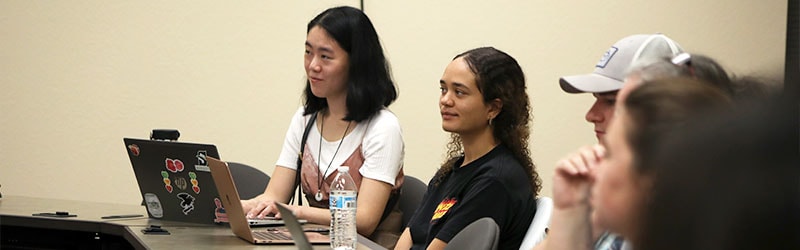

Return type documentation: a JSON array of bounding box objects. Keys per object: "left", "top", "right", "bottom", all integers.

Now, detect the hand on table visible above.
[{"left": 243, "top": 199, "right": 298, "bottom": 219}]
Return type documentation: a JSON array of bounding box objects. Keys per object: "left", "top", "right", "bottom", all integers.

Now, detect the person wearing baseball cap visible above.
[
  {"left": 560, "top": 33, "right": 683, "bottom": 143},
  {"left": 532, "top": 34, "right": 684, "bottom": 250}
]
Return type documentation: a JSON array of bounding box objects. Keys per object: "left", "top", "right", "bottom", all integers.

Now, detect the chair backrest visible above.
[
  {"left": 445, "top": 217, "right": 500, "bottom": 250},
  {"left": 398, "top": 175, "right": 427, "bottom": 230},
  {"left": 226, "top": 161, "right": 270, "bottom": 200},
  {"left": 518, "top": 196, "right": 554, "bottom": 250}
]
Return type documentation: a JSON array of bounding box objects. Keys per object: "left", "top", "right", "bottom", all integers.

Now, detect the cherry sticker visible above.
[
  {"left": 175, "top": 160, "right": 184, "bottom": 172},
  {"left": 165, "top": 159, "right": 185, "bottom": 173},
  {"left": 166, "top": 159, "right": 176, "bottom": 172}
]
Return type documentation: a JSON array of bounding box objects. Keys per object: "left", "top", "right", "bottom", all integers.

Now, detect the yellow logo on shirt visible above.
[{"left": 431, "top": 198, "right": 457, "bottom": 221}]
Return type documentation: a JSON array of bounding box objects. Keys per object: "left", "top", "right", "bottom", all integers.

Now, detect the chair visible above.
[
  {"left": 398, "top": 175, "right": 427, "bottom": 230},
  {"left": 518, "top": 196, "right": 554, "bottom": 250},
  {"left": 444, "top": 217, "right": 500, "bottom": 250},
  {"left": 227, "top": 161, "right": 270, "bottom": 200}
]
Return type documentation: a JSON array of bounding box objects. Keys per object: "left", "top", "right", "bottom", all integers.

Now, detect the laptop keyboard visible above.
[{"left": 253, "top": 230, "right": 292, "bottom": 240}]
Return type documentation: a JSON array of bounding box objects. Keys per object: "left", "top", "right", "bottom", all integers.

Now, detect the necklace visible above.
[{"left": 315, "top": 113, "right": 351, "bottom": 202}]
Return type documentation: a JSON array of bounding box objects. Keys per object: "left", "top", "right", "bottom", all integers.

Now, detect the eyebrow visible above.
[
  {"left": 304, "top": 41, "right": 334, "bottom": 54},
  {"left": 439, "top": 80, "right": 469, "bottom": 89}
]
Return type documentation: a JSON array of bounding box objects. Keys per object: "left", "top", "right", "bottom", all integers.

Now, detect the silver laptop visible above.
[{"left": 207, "top": 157, "right": 330, "bottom": 246}]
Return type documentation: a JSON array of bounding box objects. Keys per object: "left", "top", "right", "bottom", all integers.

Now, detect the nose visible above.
[
  {"left": 440, "top": 91, "right": 453, "bottom": 107},
  {"left": 585, "top": 100, "right": 604, "bottom": 123},
  {"left": 308, "top": 57, "right": 322, "bottom": 72}
]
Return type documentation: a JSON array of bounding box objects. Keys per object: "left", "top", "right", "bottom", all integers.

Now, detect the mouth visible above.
[
  {"left": 441, "top": 111, "right": 457, "bottom": 120},
  {"left": 308, "top": 76, "right": 323, "bottom": 83},
  {"left": 594, "top": 130, "right": 606, "bottom": 141}
]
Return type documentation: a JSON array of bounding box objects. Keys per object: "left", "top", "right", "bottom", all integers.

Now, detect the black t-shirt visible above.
[{"left": 407, "top": 144, "right": 537, "bottom": 249}]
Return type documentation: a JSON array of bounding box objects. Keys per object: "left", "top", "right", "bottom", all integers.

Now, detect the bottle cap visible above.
[{"left": 337, "top": 166, "right": 349, "bottom": 172}]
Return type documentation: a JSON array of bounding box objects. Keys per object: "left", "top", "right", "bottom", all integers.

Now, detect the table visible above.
[{"left": 0, "top": 196, "right": 385, "bottom": 249}]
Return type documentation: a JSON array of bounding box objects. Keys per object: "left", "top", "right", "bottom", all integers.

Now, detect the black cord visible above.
[{"left": 360, "top": 0, "right": 364, "bottom": 11}]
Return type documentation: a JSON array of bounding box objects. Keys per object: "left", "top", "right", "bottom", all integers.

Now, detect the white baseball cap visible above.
[{"left": 560, "top": 33, "right": 684, "bottom": 93}]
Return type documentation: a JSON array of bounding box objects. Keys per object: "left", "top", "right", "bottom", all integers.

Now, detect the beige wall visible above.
[{"left": 0, "top": 1, "right": 786, "bottom": 204}]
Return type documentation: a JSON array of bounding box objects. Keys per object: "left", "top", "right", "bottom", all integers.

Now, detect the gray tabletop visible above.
[{"left": 0, "top": 195, "right": 385, "bottom": 249}]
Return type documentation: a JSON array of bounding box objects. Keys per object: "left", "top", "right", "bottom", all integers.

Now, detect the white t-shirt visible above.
[{"left": 275, "top": 107, "right": 404, "bottom": 186}]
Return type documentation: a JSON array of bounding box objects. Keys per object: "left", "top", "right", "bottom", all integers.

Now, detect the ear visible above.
[{"left": 487, "top": 98, "right": 503, "bottom": 119}]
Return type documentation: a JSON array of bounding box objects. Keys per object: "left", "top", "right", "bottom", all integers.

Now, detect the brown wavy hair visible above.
[{"left": 433, "top": 47, "right": 541, "bottom": 195}]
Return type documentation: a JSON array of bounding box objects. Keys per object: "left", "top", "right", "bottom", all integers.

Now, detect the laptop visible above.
[
  {"left": 207, "top": 156, "right": 330, "bottom": 246},
  {"left": 124, "top": 138, "right": 284, "bottom": 226},
  {"left": 124, "top": 138, "right": 223, "bottom": 224}
]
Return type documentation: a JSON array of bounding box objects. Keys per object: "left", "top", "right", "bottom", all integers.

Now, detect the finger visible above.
[
  {"left": 555, "top": 159, "right": 575, "bottom": 175},
  {"left": 593, "top": 144, "right": 607, "bottom": 160},
  {"left": 241, "top": 200, "right": 253, "bottom": 216},
  {"left": 267, "top": 203, "right": 286, "bottom": 219},
  {"left": 556, "top": 158, "right": 580, "bottom": 176},
  {"left": 578, "top": 146, "right": 599, "bottom": 168},
  {"left": 245, "top": 202, "right": 258, "bottom": 218},
  {"left": 257, "top": 204, "right": 274, "bottom": 219},
  {"left": 247, "top": 201, "right": 267, "bottom": 218},
  {"left": 568, "top": 155, "right": 589, "bottom": 174}
]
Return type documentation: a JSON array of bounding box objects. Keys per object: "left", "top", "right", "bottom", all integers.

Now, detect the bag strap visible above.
[{"left": 290, "top": 111, "right": 317, "bottom": 206}]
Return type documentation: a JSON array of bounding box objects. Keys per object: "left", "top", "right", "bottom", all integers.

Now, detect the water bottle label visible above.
[
  {"left": 344, "top": 196, "right": 356, "bottom": 209},
  {"left": 330, "top": 195, "right": 356, "bottom": 209}
]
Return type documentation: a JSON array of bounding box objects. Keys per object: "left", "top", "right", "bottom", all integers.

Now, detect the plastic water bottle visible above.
[{"left": 330, "top": 166, "right": 357, "bottom": 250}]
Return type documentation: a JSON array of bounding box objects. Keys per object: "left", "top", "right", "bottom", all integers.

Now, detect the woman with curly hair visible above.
[{"left": 395, "top": 47, "right": 541, "bottom": 250}]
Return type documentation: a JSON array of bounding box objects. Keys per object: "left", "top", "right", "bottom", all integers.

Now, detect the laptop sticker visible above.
[
  {"left": 177, "top": 192, "right": 196, "bottom": 215},
  {"left": 165, "top": 158, "right": 185, "bottom": 173},
  {"left": 213, "top": 198, "right": 229, "bottom": 223},
  {"left": 144, "top": 193, "right": 164, "bottom": 218},
  {"left": 161, "top": 171, "right": 173, "bottom": 193},
  {"left": 194, "top": 151, "right": 211, "bottom": 172},
  {"left": 128, "top": 144, "right": 140, "bottom": 156},
  {"left": 189, "top": 172, "right": 201, "bottom": 194},
  {"left": 174, "top": 177, "right": 188, "bottom": 191}
]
